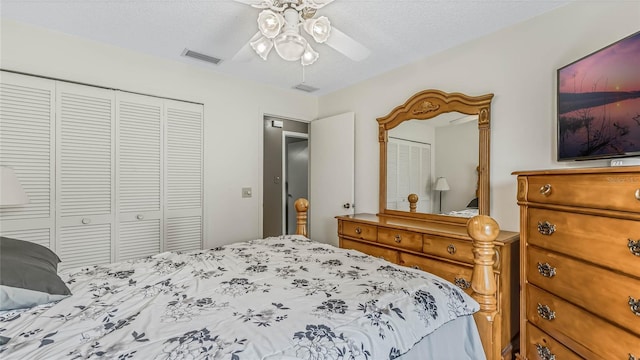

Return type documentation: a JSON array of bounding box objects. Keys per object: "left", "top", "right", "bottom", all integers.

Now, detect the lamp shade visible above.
[
  {"left": 434, "top": 177, "right": 450, "bottom": 191},
  {"left": 0, "top": 166, "right": 29, "bottom": 206}
]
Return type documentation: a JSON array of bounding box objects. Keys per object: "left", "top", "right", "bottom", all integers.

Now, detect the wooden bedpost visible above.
[
  {"left": 294, "top": 198, "right": 309, "bottom": 237},
  {"left": 467, "top": 215, "right": 500, "bottom": 360}
]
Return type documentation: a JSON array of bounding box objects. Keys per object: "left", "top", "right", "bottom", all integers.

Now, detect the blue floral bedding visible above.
[{"left": 0, "top": 235, "right": 480, "bottom": 359}]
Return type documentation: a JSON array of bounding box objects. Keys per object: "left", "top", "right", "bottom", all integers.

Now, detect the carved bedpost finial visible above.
[
  {"left": 407, "top": 193, "right": 418, "bottom": 212},
  {"left": 467, "top": 215, "right": 500, "bottom": 360},
  {"left": 294, "top": 198, "right": 309, "bottom": 238}
]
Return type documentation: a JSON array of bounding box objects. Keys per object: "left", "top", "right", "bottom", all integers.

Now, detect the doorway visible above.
[{"left": 263, "top": 116, "right": 309, "bottom": 237}]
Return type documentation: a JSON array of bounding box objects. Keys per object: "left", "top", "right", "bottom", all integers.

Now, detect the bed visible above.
[{"left": 0, "top": 199, "right": 500, "bottom": 359}]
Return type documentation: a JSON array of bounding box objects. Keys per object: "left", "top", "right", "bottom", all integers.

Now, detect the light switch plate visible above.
[{"left": 242, "top": 187, "right": 252, "bottom": 198}]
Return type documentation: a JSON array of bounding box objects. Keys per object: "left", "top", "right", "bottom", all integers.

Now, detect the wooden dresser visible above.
[
  {"left": 514, "top": 167, "right": 640, "bottom": 360},
  {"left": 336, "top": 213, "right": 520, "bottom": 359}
]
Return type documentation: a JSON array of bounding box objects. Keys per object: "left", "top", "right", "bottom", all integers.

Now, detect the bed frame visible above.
[{"left": 293, "top": 197, "right": 501, "bottom": 360}]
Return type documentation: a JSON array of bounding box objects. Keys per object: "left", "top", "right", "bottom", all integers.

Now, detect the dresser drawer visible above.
[
  {"left": 523, "top": 173, "right": 640, "bottom": 212},
  {"left": 527, "top": 285, "right": 640, "bottom": 359},
  {"left": 378, "top": 227, "right": 422, "bottom": 252},
  {"left": 340, "top": 238, "right": 399, "bottom": 264},
  {"left": 525, "top": 323, "right": 581, "bottom": 360},
  {"left": 423, "top": 235, "right": 474, "bottom": 265},
  {"left": 527, "top": 246, "right": 640, "bottom": 336},
  {"left": 340, "top": 221, "right": 377, "bottom": 242},
  {"left": 528, "top": 207, "right": 640, "bottom": 278},
  {"left": 399, "top": 252, "right": 474, "bottom": 295}
]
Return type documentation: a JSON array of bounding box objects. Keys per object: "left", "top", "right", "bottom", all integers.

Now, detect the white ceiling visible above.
[{"left": 0, "top": 0, "right": 571, "bottom": 96}]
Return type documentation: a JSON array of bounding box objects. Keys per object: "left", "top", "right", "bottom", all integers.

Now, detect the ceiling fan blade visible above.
[
  {"left": 325, "top": 26, "right": 371, "bottom": 61},
  {"left": 303, "top": 0, "right": 335, "bottom": 9},
  {"left": 231, "top": 32, "right": 261, "bottom": 62},
  {"left": 232, "top": 0, "right": 272, "bottom": 8}
]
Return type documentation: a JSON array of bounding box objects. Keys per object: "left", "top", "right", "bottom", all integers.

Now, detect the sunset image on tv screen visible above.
[{"left": 557, "top": 31, "right": 640, "bottom": 161}]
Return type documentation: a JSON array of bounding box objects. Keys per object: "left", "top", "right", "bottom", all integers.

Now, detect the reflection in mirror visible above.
[
  {"left": 386, "top": 112, "right": 479, "bottom": 216},
  {"left": 377, "top": 89, "right": 493, "bottom": 221}
]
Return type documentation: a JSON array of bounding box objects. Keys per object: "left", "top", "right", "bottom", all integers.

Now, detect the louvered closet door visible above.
[
  {"left": 116, "top": 92, "right": 163, "bottom": 261},
  {"left": 165, "top": 100, "right": 203, "bottom": 252},
  {"left": 0, "top": 72, "right": 55, "bottom": 248},
  {"left": 56, "top": 82, "right": 115, "bottom": 269}
]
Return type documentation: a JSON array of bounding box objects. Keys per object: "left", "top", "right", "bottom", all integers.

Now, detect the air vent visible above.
[
  {"left": 293, "top": 84, "right": 319, "bottom": 93},
  {"left": 181, "top": 49, "right": 222, "bottom": 65}
]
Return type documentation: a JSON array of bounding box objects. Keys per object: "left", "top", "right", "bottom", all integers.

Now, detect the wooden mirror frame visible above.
[{"left": 378, "top": 89, "right": 494, "bottom": 223}]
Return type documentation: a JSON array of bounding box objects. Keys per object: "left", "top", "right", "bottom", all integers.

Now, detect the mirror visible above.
[{"left": 378, "top": 90, "right": 493, "bottom": 222}]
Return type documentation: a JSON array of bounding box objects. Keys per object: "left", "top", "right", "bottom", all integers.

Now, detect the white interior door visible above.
[{"left": 309, "top": 112, "right": 354, "bottom": 246}]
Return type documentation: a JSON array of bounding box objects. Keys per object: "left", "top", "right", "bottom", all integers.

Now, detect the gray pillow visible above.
[{"left": 0, "top": 236, "right": 71, "bottom": 310}]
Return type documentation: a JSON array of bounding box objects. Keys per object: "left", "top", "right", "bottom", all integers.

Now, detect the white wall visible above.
[
  {"left": 435, "top": 120, "right": 478, "bottom": 212},
  {"left": 318, "top": 1, "right": 640, "bottom": 231},
  {"left": 0, "top": 19, "right": 318, "bottom": 248}
]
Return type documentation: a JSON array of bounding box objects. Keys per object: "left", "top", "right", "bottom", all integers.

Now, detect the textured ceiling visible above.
[{"left": 0, "top": 0, "right": 571, "bottom": 95}]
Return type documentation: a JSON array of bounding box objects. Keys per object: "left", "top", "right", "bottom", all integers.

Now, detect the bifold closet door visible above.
[
  {"left": 0, "top": 72, "right": 56, "bottom": 248},
  {"left": 116, "top": 92, "right": 163, "bottom": 261},
  {"left": 165, "top": 100, "right": 203, "bottom": 252},
  {"left": 56, "top": 82, "right": 115, "bottom": 269}
]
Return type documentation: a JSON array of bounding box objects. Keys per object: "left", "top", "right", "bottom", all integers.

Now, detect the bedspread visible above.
[{"left": 0, "top": 235, "right": 479, "bottom": 359}]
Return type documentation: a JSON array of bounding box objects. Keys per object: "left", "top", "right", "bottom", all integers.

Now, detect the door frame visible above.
[{"left": 281, "top": 131, "right": 309, "bottom": 234}]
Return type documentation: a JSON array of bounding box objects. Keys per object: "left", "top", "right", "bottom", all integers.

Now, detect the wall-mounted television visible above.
[{"left": 557, "top": 31, "right": 640, "bottom": 161}]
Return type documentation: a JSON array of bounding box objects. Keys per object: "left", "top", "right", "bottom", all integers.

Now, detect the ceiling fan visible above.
[{"left": 233, "top": 0, "right": 370, "bottom": 65}]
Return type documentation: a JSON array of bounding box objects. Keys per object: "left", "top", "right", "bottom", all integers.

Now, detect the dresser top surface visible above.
[
  {"left": 336, "top": 213, "right": 519, "bottom": 244},
  {"left": 512, "top": 166, "right": 640, "bottom": 176}
]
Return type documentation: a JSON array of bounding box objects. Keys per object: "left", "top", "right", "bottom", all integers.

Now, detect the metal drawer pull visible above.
[
  {"left": 537, "top": 262, "right": 556, "bottom": 278},
  {"left": 629, "top": 239, "right": 640, "bottom": 256},
  {"left": 537, "top": 303, "right": 556, "bottom": 320},
  {"left": 535, "top": 344, "right": 556, "bottom": 360},
  {"left": 411, "top": 265, "right": 421, "bottom": 270},
  {"left": 629, "top": 296, "right": 640, "bottom": 316},
  {"left": 354, "top": 227, "right": 362, "bottom": 235},
  {"left": 454, "top": 277, "right": 471, "bottom": 290},
  {"left": 540, "top": 184, "right": 552, "bottom": 196},
  {"left": 81, "top": 218, "right": 91, "bottom": 225},
  {"left": 447, "top": 244, "right": 456, "bottom": 255},
  {"left": 394, "top": 234, "right": 402, "bottom": 243},
  {"left": 136, "top": 214, "right": 144, "bottom": 220},
  {"left": 537, "top": 221, "right": 556, "bottom": 236},
  {"left": 635, "top": 189, "right": 640, "bottom": 201}
]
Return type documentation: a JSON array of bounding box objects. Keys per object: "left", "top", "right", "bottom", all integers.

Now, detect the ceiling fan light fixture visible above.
[
  {"left": 304, "top": 16, "right": 331, "bottom": 43},
  {"left": 250, "top": 35, "right": 274, "bottom": 60},
  {"left": 301, "top": 43, "right": 319, "bottom": 66},
  {"left": 274, "top": 30, "right": 307, "bottom": 61},
  {"left": 257, "top": 9, "right": 283, "bottom": 38}
]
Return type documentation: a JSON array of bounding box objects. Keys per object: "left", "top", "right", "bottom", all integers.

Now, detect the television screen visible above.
[{"left": 557, "top": 31, "right": 640, "bottom": 161}]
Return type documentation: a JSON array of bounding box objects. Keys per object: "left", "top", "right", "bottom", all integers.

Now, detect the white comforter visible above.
[{"left": 0, "top": 235, "right": 479, "bottom": 359}]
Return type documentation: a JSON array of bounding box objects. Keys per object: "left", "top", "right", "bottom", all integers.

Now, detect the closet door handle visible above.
[
  {"left": 136, "top": 214, "right": 144, "bottom": 220},
  {"left": 81, "top": 218, "right": 91, "bottom": 225}
]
